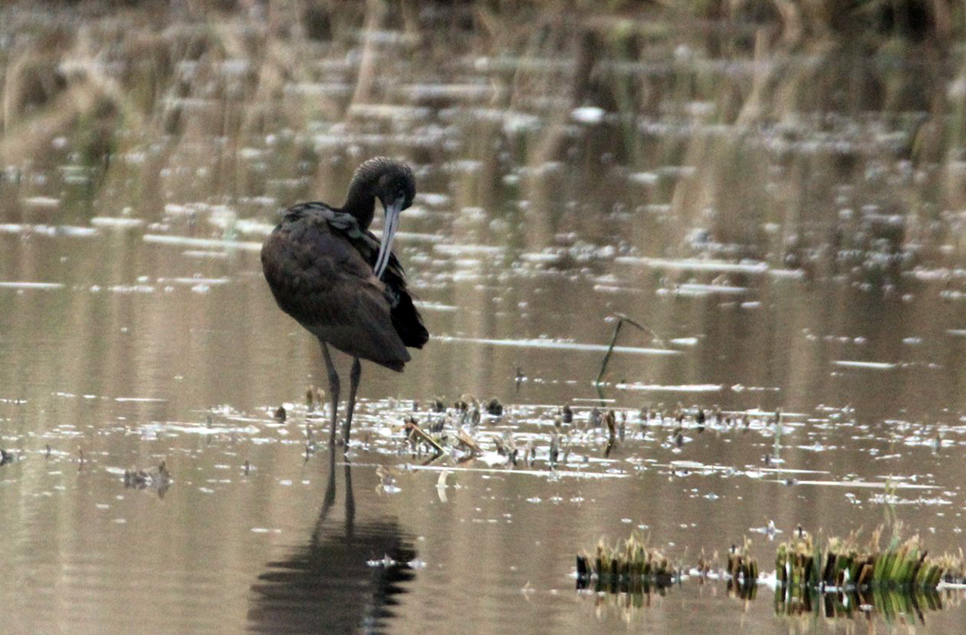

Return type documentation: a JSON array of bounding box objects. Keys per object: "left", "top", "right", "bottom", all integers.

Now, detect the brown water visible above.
[{"left": 3, "top": 3, "right": 966, "bottom": 634}]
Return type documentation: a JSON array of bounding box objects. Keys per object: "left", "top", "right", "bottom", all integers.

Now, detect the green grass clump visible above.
[
  {"left": 776, "top": 527, "right": 964, "bottom": 591},
  {"left": 727, "top": 538, "right": 759, "bottom": 588},
  {"left": 576, "top": 533, "right": 680, "bottom": 592}
]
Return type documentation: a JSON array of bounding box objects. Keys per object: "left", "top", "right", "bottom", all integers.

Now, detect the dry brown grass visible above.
[{"left": 0, "top": 0, "right": 962, "bottom": 259}]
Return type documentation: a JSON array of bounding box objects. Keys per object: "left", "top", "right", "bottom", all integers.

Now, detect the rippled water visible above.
[{"left": 4, "top": 4, "right": 966, "bottom": 634}]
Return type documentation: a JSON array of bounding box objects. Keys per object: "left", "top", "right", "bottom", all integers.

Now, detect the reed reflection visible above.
[{"left": 775, "top": 586, "right": 951, "bottom": 626}]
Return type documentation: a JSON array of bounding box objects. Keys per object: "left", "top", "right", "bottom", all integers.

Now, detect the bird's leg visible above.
[
  {"left": 344, "top": 357, "right": 362, "bottom": 446},
  {"left": 320, "top": 341, "right": 340, "bottom": 446},
  {"left": 344, "top": 460, "right": 355, "bottom": 540}
]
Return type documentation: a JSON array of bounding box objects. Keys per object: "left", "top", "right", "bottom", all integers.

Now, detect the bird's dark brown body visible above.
[
  {"left": 261, "top": 203, "right": 427, "bottom": 370},
  {"left": 261, "top": 157, "right": 427, "bottom": 445}
]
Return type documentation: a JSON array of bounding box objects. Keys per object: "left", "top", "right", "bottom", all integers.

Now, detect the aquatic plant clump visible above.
[
  {"left": 727, "top": 539, "right": 759, "bottom": 588},
  {"left": 575, "top": 533, "right": 681, "bottom": 592},
  {"left": 775, "top": 528, "right": 965, "bottom": 591}
]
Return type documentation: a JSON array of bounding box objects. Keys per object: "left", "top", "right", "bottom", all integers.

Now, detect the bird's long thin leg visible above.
[
  {"left": 320, "top": 341, "right": 340, "bottom": 446},
  {"left": 344, "top": 461, "right": 355, "bottom": 541},
  {"left": 343, "top": 357, "right": 362, "bottom": 446}
]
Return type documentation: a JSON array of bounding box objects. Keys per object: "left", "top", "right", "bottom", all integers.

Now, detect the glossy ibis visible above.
[{"left": 261, "top": 157, "right": 428, "bottom": 446}]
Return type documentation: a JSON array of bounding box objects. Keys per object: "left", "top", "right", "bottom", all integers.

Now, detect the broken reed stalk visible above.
[
  {"left": 576, "top": 533, "right": 680, "bottom": 591},
  {"left": 404, "top": 418, "right": 444, "bottom": 455},
  {"left": 595, "top": 314, "right": 661, "bottom": 388},
  {"left": 775, "top": 529, "right": 964, "bottom": 592},
  {"left": 455, "top": 430, "right": 482, "bottom": 455}
]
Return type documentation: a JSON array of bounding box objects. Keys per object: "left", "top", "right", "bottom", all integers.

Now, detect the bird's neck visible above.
[{"left": 340, "top": 180, "right": 376, "bottom": 230}]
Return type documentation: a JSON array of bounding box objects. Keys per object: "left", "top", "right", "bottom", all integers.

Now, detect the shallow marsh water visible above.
[{"left": 4, "top": 3, "right": 966, "bottom": 634}]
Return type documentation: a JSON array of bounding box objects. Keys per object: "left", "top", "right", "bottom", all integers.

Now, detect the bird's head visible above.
[
  {"left": 350, "top": 157, "right": 416, "bottom": 279},
  {"left": 372, "top": 161, "right": 416, "bottom": 215}
]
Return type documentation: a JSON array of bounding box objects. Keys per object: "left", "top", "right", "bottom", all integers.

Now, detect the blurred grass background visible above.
[{"left": 2, "top": 0, "right": 966, "bottom": 270}]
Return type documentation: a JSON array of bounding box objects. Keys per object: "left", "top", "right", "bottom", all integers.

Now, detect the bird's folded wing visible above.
[{"left": 261, "top": 226, "right": 410, "bottom": 367}]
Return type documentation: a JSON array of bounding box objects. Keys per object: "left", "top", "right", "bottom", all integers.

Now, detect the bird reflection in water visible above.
[{"left": 247, "top": 456, "right": 416, "bottom": 634}]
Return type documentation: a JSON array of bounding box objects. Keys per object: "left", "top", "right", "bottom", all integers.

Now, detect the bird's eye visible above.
[{"left": 396, "top": 188, "right": 406, "bottom": 200}]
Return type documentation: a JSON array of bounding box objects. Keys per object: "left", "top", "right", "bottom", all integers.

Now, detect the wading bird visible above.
[{"left": 261, "top": 157, "right": 428, "bottom": 447}]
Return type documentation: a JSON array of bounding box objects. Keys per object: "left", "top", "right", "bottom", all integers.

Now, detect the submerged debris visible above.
[{"left": 123, "top": 461, "right": 171, "bottom": 496}]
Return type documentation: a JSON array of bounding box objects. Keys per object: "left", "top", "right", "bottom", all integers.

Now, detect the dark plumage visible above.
[{"left": 261, "top": 157, "right": 428, "bottom": 446}]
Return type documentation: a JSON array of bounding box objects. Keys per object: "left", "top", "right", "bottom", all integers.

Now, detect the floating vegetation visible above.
[
  {"left": 122, "top": 461, "right": 171, "bottom": 497},
  {"left": 775, "top": 527, "right": 965, "bottom": 593},
  {"left": 575, "top": 533, "right": 681, "bottom": 593}
]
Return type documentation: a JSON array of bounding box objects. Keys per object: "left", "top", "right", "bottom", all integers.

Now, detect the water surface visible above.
[{"left": 3, "top": 4, "right": 966, "bottom": 634}]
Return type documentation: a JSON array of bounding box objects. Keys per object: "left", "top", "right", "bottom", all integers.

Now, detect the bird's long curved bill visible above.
[{"left": 373, "top": 198, "right": 402, "bottom": 280}]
